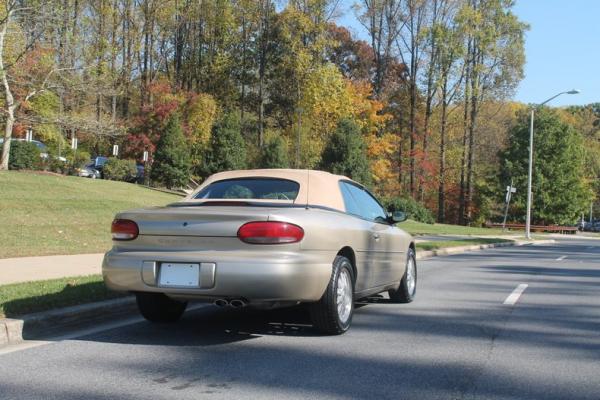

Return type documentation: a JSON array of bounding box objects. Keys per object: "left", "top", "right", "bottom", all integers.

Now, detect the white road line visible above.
[
  {"left": 503, "top": 283, "right": 528, "bottom": 305},
  {"left": 556, "top": 255, "right": 567, "bottom": 261}
]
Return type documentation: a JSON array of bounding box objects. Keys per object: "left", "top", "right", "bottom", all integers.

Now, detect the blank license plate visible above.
[{"left": 159, "top": 263, "right": 200, "bottom": 287}]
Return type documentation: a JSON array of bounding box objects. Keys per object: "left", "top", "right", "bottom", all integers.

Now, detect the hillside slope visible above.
[{"left": 0, "top": 172, "right": 181, "bottom": 258}]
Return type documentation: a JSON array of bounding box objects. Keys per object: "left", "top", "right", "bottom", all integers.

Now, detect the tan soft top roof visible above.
[{"left": 183, "top": 169, "right": 361, "bottom": 212}]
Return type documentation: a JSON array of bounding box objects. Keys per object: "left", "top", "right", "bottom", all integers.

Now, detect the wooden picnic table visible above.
[{"left": 486, "top": 222, "right": 578, "bottom": 234}]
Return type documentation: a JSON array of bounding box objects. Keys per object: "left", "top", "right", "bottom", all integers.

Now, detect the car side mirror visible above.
[{"left": 388, "top": 211, "right": 407, "bottom": 223}]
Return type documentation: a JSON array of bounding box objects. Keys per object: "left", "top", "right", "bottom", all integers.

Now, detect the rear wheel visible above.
[
  {"left": 309, "top": 256, "right": 354, "bottom": 335},
  {"left": 389, "top": 248, "right": 417, "bottom": 303},
  {"left": 136, "top": 292, "right": 187, "bottom": 323}
]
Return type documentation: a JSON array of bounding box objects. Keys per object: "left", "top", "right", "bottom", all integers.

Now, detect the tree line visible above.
[{"left": 1, "top": 0, "right": 597, "bottom": 225}]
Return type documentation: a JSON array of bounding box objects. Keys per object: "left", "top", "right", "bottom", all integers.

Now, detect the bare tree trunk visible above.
[
  {"left": 95, "top": 0, "right": 106, "bottom": 122},
  {"left": 420, "top": 95, "right": 432, "bottom": 202},
  {"left": 258, "top": 0, "right": 270, "bottom": 148},
  {"left": 409, "top": 74, "right": 416, "bottom": 197},
  {"left": 418, "top": 0, "right": 440, "bottom": 203},
  {"left": 0, "top": 6, "right": 16, "bottom": 170},
  {"left": 465, "top": 50, "right": 480, "bottom": 225},
  {"left": 438, "top": 78, "right": 448, "bottom": 223},
  {"left": 458, "top": 39, "right": 472, "bottom": 225},
  {"left": 141, "top": 0, "right": 150, "bottom": 106},
  {"left": 110, "top": 0, "right": 118, "bottom": 123},
  {"left": 240, "top": 11, "right": 246, "bottom": 137},
  {"left": 1, "top": 104, "right": 16, "bottom": 170},
  {"left": 398, "top": 132, "right": 403, "bottom": 189}
]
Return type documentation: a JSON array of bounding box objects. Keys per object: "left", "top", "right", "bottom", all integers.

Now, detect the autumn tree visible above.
[
  {"left": 456, "top": 0, "right": 527, "bottom": 224},
  {"left": 0, "top": 1, "right": 57, "bottom": 170}
]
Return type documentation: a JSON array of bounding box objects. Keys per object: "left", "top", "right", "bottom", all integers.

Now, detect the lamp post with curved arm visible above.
[{"left": 525, "top": 89, "right": 580, "bottom": 239}]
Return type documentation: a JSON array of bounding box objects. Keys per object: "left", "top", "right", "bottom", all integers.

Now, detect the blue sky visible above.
[{"left": 337, "top": 0, "right": 599, "bottom": 107}]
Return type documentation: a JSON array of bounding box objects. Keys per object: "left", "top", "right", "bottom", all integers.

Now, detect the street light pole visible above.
[
  {"left": 525, "top": 109, "right": 534, "bottom": 239},
  {"left": 525, "top": 89, "right": 580, "bottom": 239}
]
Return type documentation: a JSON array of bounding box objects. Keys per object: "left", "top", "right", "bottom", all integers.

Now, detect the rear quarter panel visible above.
[{"left": 267, "top": 208, "right": 413, "bottom": 293}]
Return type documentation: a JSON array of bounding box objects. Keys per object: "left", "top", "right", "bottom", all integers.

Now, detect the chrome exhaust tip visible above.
[
  {"left": 214, "top": 299, "right": 229, "bottom": 307},
  {"left": 229, "top": 299, "right": 247, "bottom": 308}
]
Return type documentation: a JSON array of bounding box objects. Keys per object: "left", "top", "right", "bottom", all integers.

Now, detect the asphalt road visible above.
[{"left": 1, "top": 238, "right": 599, "bottom": 400}]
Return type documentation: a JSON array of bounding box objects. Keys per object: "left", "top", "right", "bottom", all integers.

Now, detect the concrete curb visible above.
[
  {"left": 415, "top": 239, "right": 555, "bottom": 260},
  {"left": 0, "top": 297, "right": 136, "bottom": 347},
  {"left": 1, "top": 238, "right": 556, "bottom": 347}
]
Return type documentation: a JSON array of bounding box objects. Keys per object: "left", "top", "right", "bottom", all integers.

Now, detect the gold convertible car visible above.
[{"left": 103, "top": 169, "right": 416, "bottom": 334}]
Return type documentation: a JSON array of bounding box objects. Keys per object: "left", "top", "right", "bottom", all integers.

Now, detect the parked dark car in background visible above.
[
  {"left": 89, "top": 156, "right": 109, "bottom": 178},
  {"left": 579, "top": 219, "right": 600, "bottom": 232}
]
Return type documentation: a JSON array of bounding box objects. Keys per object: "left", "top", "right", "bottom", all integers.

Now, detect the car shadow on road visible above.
[
  {"left": 79, "top": 296, "right": 398, "bottom": 347},
  {"left": 82, "top": 303, "right": 329, "bottom": 347}
]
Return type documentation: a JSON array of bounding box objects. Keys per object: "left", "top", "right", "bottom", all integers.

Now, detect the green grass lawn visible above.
[
  {"left": 0, "top": 171, "right": 181, "bottom": 258},
  {"left": 0, "top": 275, "right": 123, "bottom": 318},
  {"left": 400, "top": 219, "right": 510, "bottom": 236},
  {"left": 416, "top": 238, "right": 513, "bottom": 251},
  {"left": 0, "top": 171, "right": 519, "bottom": 259}
]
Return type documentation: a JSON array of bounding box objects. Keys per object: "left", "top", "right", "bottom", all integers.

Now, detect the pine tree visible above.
[
  {"left": 320, "top": 118, "right": 371, "bottom": 185},
  {"left": 150, "top": 114, "right": 191, "bottom": 189},
  {"left": 260, "top": 135, "right": 289, "bottom": 168},
  {"left": 205, "top": 113, "right": 247, "bottom": 174}
]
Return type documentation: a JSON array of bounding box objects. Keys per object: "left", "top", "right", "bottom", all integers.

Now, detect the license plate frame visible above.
[{"left": 158, "top": 263, "right": 200, "bottom": 288}]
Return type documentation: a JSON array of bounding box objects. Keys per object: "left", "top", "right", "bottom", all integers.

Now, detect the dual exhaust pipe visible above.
[{"left": 213, "top": 298, "right": 247, "bottom": 308}]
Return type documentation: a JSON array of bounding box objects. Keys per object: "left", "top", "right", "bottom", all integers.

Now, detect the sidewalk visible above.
[
  {"left": 414, "top": 234, "right": 524, "bottom": 243},
  {"left": 0, "top": 254, "right": 104, "bottom": 285},
  {"left": 0, "top": 233, "right": 562, "bottom": 286}
]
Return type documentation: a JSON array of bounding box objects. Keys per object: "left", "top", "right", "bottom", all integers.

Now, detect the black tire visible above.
[
  {"left": 309, "top": 255, "right": 355, "bottom": 335},
  {"left": 389, "top": 248, "right": 417, "bottom": 303},
  {"left": 136, "top": 292, "right": 187, "bottom": 323}
]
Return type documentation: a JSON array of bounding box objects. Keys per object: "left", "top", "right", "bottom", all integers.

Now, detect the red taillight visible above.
[
  {"left": 111, "top": 219, "right": 139, "bottom": 241},
  {"left": 237, "top": 221, "right": 304, "bottom": 244}
]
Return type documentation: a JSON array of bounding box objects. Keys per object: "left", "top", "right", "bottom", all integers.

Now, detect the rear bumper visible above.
[{"left": 102, "top": 249, "right": 334, "bottom": 302}]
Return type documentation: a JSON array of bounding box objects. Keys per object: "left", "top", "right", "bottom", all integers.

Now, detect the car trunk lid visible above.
[{"left": 118, "top": 205, "right": 274, "bottom": 238}]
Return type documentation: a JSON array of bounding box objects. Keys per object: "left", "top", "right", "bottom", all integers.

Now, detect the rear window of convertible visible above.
[{"left": 194, "top": 178, "right": 300, "bottom": 201}]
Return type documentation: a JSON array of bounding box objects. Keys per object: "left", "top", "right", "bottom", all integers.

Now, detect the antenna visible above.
[{"left": 305, "top": 168, "right": 310, "bottom": 209}]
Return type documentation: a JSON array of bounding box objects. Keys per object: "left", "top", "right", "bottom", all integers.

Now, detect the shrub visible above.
[
  {"left": 103, "top": 158, "right": 138, "bottom": 181},
  {"left": 42, "top": 156, "right": 70, "bottom": 174},
  {"left": 69, "top": 150, "right": 91, "bottom": 169},
  {"left": 150, "top": 113, "right": 191, "bottom": 188},
  {"left": 8, "top": 141, "right": 40, "bottom": 170},
  {"left": 66, "top": 151, "right": 91, "bottom": 176},
  {"left": 382, "top": 196, "right": 435, "bottom": 224}
]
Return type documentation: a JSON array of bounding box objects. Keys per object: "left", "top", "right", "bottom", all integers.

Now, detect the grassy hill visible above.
[
  {"left": 0, "top": 171, "right": 512, "bottom": 259},
  {"left": 0, "top": 172, "right": 181, "bottom": 258}
]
